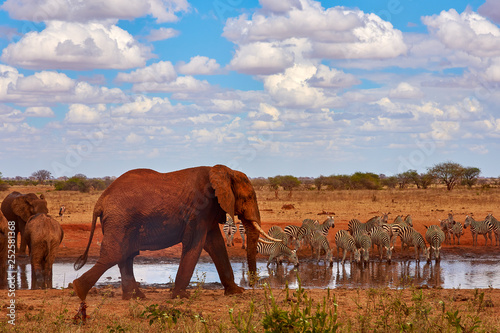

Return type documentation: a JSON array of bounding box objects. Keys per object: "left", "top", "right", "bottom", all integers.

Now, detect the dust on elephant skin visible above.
[{"left": 72, "top": 165, "right": 276, "bottom": 305}]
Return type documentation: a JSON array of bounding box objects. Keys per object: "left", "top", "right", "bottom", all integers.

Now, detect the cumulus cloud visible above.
[
  {"left": 422, "top": 9, "right": 500, "bottom": 58},
  {"left": 177, "top": 56, "right": 220, "bottom": 75},
  {"left": 307, "top": 64, "right": 360, "bottom": 88},
  {"left": 125, "top": 132, "right": 146, "bottom": 144},
  {"left": 24, "top": 106, "right": 55, "bottom": 117},
  {"left": 64, "top": 104, "right": 106, "bottom": 123},
  {"left": 112, "top": 96, "right": 172, "bottom": 116},
  {"left": 15, "top": 71, "right": 75, "bottom": 92},
  {"left": 223, "top": 0, "right": 406, "bottom": 75},
  {"left": 1, "top": 21, "right": 152, "bottom": 70},
  {"left": 1, "top": 0, "right": 190, "bottom": 23},
  {"left": 116, "top": 61, "right": 177, "bottom": 83},
  {"left": 389, "top": 82, "right": 424, "bottom": 99},
  {"left": 146, "top": 27, "right": 180, "bottom": 41},
  {"left": 131, "top": 76, "right": 211, "bottom": 93}
]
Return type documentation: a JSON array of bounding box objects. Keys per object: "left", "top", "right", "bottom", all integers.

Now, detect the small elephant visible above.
[
  {"left": 24, "top": 213, "right": 64, "bottom": 289},
  {"left": 1, "top": 191, "right": 49, "bottom": 254},
  {"left": 0, "top": 211, "right": 9, "bottom": 288},
  {"left": 73, "top": 165, "right": 279, "bottom": 304}
]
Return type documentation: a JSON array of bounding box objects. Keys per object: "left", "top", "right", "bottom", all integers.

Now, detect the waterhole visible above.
[{"left": 11, "top": 253, "right": 500, "bottom": 290}]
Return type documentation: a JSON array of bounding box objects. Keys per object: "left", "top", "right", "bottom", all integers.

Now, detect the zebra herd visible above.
[{"left": 222, "top": 212, "right": 500, "bottom": 268}]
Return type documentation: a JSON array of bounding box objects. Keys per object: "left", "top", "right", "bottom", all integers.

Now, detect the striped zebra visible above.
[
  {"left": 317, "top": 216, "right": 335, "bottom": 236},
  {"left": 398, "top": 226, "right": 429, "bottom": 262},
  {"left": 347, "top": 216, "right": 381, "bottom": 236},
  {"left": 389, "top": 215, "right": 413, "bottom": 250},
  {"left": 334, "top": 230, "right": 361, "bottom": 265},
  {"left": 485, "top": 214, "right": 500, "bottom": 246},
  {"left": 370, "top": 227, "right": 393, "bottom": 263},
  {"left": 222, "top": 217, "right": 237, "bottom": 247},
  {"left": 354, "top": 232, "right": 371, "bottom": 266},
  {"left": 449, "top": 221, "right": 464, "bottom": 245},
  {"left": 238, "top": 222, "right": 246, "bottom": 249},
  {"left": 267, "top": 226, "right": 289, "bottom": 246},
  {"left": 309, "top": 230, "right": 333, "bottom": 265},
  {"left": 464, "top": 215, "right": 493, "bottom": 246},
  {"left": 284, "top": 225, "right": 307, "bottom": 249},
  {"left": 439, "top": 212, "right": 454, "bottom": 244},
  {"left": 256, "top": 239, "right": 298, "bottom": 267},
  {"left": 425, "top": 225, "right": 445, "bottom": 263}
]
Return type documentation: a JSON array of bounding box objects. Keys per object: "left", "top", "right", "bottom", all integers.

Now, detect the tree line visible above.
[
  {"left": 252, "top": 162, "right": 487, "bottom": 193},
  {"left": 0, "top": 161, "right": 491, "bottom": 193}
]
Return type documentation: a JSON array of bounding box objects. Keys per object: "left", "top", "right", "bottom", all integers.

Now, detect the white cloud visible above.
[
  {"left": 228, "top": 41, "right": 295, "bottom": 75},
  {"left": 132, "top": 76, "right": 211, "bottom": 93},
  {"left": 15, "top": 71, "right": 75, "bottom": 92},
  {"left": 25, "top": 106, "right": 54, "bottom": 117},
  {"left": 307, "top": 64, "right": 360, "bottom": 88},
  {"left": 112, "top": 96, "right": 172, "bottom": 116},
  {"left": 423, "top": 9, "right": 500, "bottom": 58},
  {"left": 258, "top": 0, "right": 302, "bottom": 14},
  {"left": 1, "top": 0, "right": 190, "bottom": 23},
  {"left": 64, "top": 104, "right": 106, "bottom": 123},
  {"left": 125, "top": 132, "right": 146, "bottom": 144},
  {"left": 389, "top": 82, "right": 424, "bottom": 99},
  {"left": 1, "top": 21, "right": 152, "bottom": 70},
  {"left": 146, "top": 27, "right": 180, "bottom": 41},
  {"left": 224, "top": 0, "right": 407, "bottom": 72},
  {"left": 116, "top": 61, "right": 177, "bottom": 83},
  {"left": 210, "top": 99, "right": 244, "bottom": 113},
  {"left": 177, "top": 56, "right": 220, "bottom": 75}
]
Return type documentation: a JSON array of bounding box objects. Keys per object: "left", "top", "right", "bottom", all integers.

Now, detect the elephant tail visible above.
[{"left": 74, "top": 203, "right": 102, "bottom": 271}]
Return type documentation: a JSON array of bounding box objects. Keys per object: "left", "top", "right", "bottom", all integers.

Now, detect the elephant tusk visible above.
[
  {"left": 258, "top": 238, "right": 274, "bottom": 244},
  {"left": 252, "top": 221, "right": 282, "bottom": 242}
]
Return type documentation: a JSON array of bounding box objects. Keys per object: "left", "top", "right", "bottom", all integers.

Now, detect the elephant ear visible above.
[
  {"left": 209, "top": 165, "right": 235, "bottom": 221},
  {"left": 12, "top": 197, "right": 32, "bottom": 222}
]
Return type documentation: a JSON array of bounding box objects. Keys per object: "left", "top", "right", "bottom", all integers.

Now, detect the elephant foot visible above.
[
  {"left": 224, "top": 284, "right": 244, "bottom": 296},
  {"left": 171, "top": 288, "right": 190, "bottom": 299},
  {"left": 122, "top": 288, "right": 146, "bottom": 300}
]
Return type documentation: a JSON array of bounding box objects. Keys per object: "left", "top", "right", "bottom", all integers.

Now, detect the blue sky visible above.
[{"left": 1, "top": 0, "right": 500, "bottom": 179}]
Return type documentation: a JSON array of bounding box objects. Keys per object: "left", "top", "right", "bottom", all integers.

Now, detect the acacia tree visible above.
[
  {"left": 428, "top": 162, "right": 464, "bottom": 191},
  {"left": 31, "top": 169, "right": 52, "bottom": 184},
  {"left": 268, "top": 175, "right": 301, "bottom": 198},
  {"left": 462, "top": 167, "right": 481, "bottom": 188}
]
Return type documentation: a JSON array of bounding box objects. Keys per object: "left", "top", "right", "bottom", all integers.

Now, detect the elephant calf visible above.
[{"left": 25, "top": 213, "right": 64, "bottom": 289}]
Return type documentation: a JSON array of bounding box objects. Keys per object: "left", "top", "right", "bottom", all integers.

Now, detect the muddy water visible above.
[{"left": 11, "top": 254, "right": 500, "bottom": 290}]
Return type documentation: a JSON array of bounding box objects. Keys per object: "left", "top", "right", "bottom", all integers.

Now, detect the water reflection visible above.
[{"left": 4, "top": 256, "right": 500, "bottom": 290}]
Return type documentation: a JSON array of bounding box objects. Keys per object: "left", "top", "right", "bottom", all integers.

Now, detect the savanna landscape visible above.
[{"left": 2, "top": 184, "right": 500, "bottom": 332}]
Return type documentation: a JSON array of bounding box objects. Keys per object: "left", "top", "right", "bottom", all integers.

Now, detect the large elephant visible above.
[
  {"left": 73, "top": 165, "right": 277, "bottom": 303},
  {"left": 1, "top": 191, "right": 49, "bottom": 254},
  {"left": 25, "top": 213, "right": 64, "bottom": 289}
]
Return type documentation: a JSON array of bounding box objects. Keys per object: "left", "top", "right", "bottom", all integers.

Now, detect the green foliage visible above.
[
  {"left": 268, "top": 175, "right": 301, "bottom": 191},
  {"left": 260, "top": 280, "right": 340, "bottom": 333},
  {"left": 54, "top": 175, "right": 113, "bottom": 192},
  {"left": 428, "top": 161, "right": 465, "bottom": 191},
  {"left": 462, "top": 167, "right": 481, "bottom": 188}
]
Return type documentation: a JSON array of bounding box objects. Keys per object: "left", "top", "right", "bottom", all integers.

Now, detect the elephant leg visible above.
[
  {"left": 204, "top": 226, "right": 243, "bottom": 295},
  {"left": 118, "top": 253, "right": 145, "bottom": 300},
  {"left": 170, "top": 227, "right": 208, "bottom": 299},
  {"left": 73, "top": 260, "right": 116, "bottom": 301}
]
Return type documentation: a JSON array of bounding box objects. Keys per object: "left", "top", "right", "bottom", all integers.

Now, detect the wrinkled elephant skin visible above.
[{"left": 73, "top": 165, "right": 266, "bottom": 302}]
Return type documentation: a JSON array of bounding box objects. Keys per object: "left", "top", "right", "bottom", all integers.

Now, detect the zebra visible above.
[
  {"left": 425, "top": 225, "right": 445, "bottom": 263},
  {"left": 316, "top": 216, "right": 335, "bottom": 236},
  {"left": 439, "top": 212, "right": 454, "bottom": 244},
  {"left": 370, "top": 226, "right": 393, "bottom": 263},
  {"left": 449, "top": 220, "right": 464, "bottom": 245},
  {"left": 398, "top": 226, "right": 429, "bottom": 262},
  {"left": 222, "top": 217, "right": 237, "bottom": 247},
  {"left": 267, "top": 225, "right": 289, "bottom": 246},
  {"left": 464, "top": 215, "right": 493, "bottom": 246},
  {"left": 485, "top": 214, "right": 500, "bottom": 246},
  {"left": 354, "top": 232, "right": 372, "bottom": 266},
  {"left": 238, "top": 222, "right": 246, "bottom": 249},
  {"left": 256, "top": 239, "right": 299, "bottom": 267},
  {"left": 283, "top": 225, "right": 307, "bottom": 248},
  {"left": 334, "top": 230, "right": 361, "bottom": 265},
  {"left": 309, "top": 230, "right": 333, "bottom": 266},
  {"left": 347, "top": 216, "right": 381, "bottom": 236},
  {"left": 389, "top": 215, "right": 413, "bottom": 250}
]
